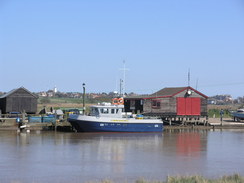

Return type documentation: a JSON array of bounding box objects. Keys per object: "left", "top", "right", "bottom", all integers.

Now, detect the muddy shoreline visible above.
[{"left": 1, "top": 118, "right": 244, "bottom": 132}]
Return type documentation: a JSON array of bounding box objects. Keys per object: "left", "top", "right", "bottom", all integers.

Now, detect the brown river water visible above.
[{"left": 0, "top": 129, "right": 244, "bottom": 183}]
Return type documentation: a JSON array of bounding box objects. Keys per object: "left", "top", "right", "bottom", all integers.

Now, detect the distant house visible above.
[
  {"left": 207, "top": 98, "right": 217, "bottom": 105},
  {"left": 0, "top": 87, "right": 38, "bottom": 114},
  {"left": 124, "top": 86, "right": 208, "bottom": 118}
]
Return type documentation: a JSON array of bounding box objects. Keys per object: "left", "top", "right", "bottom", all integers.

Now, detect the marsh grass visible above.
[{"left": 90, "top": 174, "right": 244, "bottom": 183}]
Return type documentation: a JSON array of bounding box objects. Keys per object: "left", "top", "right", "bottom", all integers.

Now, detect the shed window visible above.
[{"left": 152, "top": 100, "right": 161, "bottom": 109}]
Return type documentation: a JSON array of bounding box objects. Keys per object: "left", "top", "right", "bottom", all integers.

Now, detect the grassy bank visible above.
[
  {"left": 37, "top": 97, "right": 243, "bottom": 117},
  {"left": 207, "top": 104, "right": 244, "bottom": 118},
  {"left": 37, "top": 97, "right": 108, "bottom": 113},
  {"left": 94, "top": 174, "right": 244, "bottom": 183}
]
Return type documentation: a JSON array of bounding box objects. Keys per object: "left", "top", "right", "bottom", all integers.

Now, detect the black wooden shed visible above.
[
  {"left": 124, "top": 86, "right": 208, "bottom": 118},
  {"left": 0, "top": 87, "right": 38, "bottom": 114}
]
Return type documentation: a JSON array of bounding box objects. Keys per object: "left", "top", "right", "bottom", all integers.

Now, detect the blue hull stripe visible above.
[
  {"left": 232, "top": 113, "right": 244, "bottom": 119},
  {"left": 69, "top": 119, "right": 163, "bottom": 132}
]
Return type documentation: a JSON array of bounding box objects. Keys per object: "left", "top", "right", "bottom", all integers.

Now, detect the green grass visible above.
[
  {"left": 38, "top": 97, "right": 237, "bottom": 119},
  {"left": 208, "top": 109, "right": 231, "bottom": 118},
  {"left": 38, "top": 97, "right": 83, "bottom": 104},
  {"left": 164, "top": 174, "right": 243, "bottom": 183},
  {"left": 38, "top": 97, "right": 112, "bottom": 104}
]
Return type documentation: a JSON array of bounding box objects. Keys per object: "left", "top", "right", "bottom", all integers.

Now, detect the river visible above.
[{"left": 0, "top": 129, "right": 244, "bottom": 183}]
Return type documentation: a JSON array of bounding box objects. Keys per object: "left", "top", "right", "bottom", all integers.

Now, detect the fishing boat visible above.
[
  {"left": 231, "top": 109, "right": 244, "bottom": 121},
  {"left": 68, "top": 102, "right": 163, "bottom": 132}
]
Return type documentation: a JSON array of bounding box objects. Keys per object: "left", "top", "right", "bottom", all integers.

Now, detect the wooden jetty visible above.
[
  {"left": 1, "top": 109, "right": 244, "bottom": 132},
  {"left": 0, "top": 114, "right": 72, "bottom": 132}
]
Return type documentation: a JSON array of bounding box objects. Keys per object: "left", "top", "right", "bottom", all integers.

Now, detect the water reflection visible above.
[{"left": 0, "top": 130, "right": 244, "bottom": 183}]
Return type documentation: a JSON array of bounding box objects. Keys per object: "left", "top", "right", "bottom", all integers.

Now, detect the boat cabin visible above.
[{"left": 90, "top": 103, "right": 126, "bottom": 118}]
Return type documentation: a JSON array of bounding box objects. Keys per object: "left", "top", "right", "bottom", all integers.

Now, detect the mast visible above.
[
  {"left": 120, "top": 60, "right": 129, "bottom": 96},
  {"left": 196, "top": 78, "right": 199, "bottom": 90},
  {"left": 188, "top": 68, "right": 190, "bottom": 87}
]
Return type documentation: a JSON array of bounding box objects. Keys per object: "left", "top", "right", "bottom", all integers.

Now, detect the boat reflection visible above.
[{"left": 1, "top": 129, "right": 244, "bottom": 183}]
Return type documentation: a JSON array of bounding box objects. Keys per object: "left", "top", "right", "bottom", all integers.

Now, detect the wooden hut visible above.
[
  {"left": 124, "top": 86, "right": 208, "bottom": 118},
  {"left": 124, "top": 96, "right": 146, "bottom": 114},
  {"left": 0, "top": 87, "right": 38, "bottom": 114}
]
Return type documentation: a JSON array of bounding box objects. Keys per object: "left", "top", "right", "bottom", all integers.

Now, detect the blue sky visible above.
[{"left": 0, "top": 0, "right": 244, "bottom": 98}]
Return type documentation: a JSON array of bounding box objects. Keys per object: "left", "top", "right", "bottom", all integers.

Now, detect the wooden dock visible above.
[
  {"left": 208, "top": 117, "right": 244, "bottom": 129},
  {"left": 0, "top": 117, "right": 72, "bottom": 131},
  {"left": 1, "top": 116, "right": 244, "bottom": 132}
]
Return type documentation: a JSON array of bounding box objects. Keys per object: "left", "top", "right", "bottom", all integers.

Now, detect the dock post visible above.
[
  {"left": 54, "top": 112, "right": 57, "bottom": 132},
  {"left": 220, "top": 109, "right": 224, "bottom": 126},
  {"left": 22, "top": 111, "right": 25, "bottom": 123},
  {"left": 82, "top": 83, "right": 86, "bottom": 115},
  {"left": 183, "top": 117, "right": 186, "bottom": 126}
]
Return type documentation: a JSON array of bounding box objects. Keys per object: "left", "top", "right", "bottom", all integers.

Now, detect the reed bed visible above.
[{"left": 89, "top": 174, "right": 244, "bottom": 183}]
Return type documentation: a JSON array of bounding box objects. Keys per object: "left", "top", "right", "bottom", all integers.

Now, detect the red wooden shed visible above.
[
  {"left": 143, "top": 86, "right": 208, "bottom": 117},
  {"left": 124, "top": 86, "right": 208, "bottom": 118}
]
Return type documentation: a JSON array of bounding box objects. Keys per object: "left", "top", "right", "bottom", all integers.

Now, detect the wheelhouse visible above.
[{"left": 90, "top": 104, "right": 125, "bottom": 118}]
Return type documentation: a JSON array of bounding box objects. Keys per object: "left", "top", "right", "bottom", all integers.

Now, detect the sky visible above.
[{"left": 0, "top": 0, "right": 244, "bottom": 98}]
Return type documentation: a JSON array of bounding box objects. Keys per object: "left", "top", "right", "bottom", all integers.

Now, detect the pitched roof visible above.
[
  {"left": 145, "top": 86, "right": 208, "bottom": 99},
  {"left": 151, "top": 87, "right": 187, "bottom": 97},
  {"left": 124, "top": 87, "right": 208, "bottom": 100},
  {"left": 0, "top": 87, "right": 38, "bottom": 99},
  {"left": 124, "top": 88, "right": 188, "bottom": 99}
]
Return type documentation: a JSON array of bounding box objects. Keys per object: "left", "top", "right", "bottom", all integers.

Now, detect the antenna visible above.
[
  {"left": 120, "top": 79, "right": 123, "bottom": 96},
  {"left": 114, "top": 76, "right": 118, "bottom": 95},
  {"left": 196, "top": 78, "right": 199, "bottom": 90},
  {"left": 119, "top": 60, "right": 129, "bottom": 96},
  {"left": 188, "top": 68, "right": 190, "bottom": 86}
]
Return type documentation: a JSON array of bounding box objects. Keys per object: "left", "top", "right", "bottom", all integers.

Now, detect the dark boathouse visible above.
[
  {"left": 0, "top": 87, "right": 38, "bottom": 114},
  {"left": 124, "top": 86, "right": 208, "bottom": 118}
]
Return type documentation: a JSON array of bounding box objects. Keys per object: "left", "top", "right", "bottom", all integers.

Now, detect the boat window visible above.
[
  {"left": 91, "top": 108, "right": 94, "bottom": 114},
  {"left": 95, "top": 108, "right": 99, "bottom": 114},
  {"left": 111, "top": 109, "right": 115, "bottom": 114},
  {"left": 116, "top": 109, "right": 119, "bottom": 113},
  {"left": 101, "top": 108, "right": 109, "bottom": 114}
]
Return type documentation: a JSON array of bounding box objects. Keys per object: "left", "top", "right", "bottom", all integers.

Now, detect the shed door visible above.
[
  {"left": 177, "top": 98, "right": 186, "bottom": 115},
  {"left": 191, "top": 98, "right": 201, "bottom": 115},
  {"left": 177, "top": 98, "right": 200, "bottom": 116}
]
